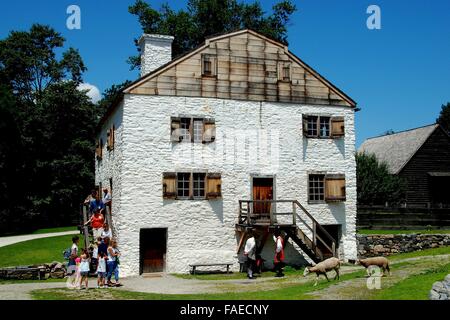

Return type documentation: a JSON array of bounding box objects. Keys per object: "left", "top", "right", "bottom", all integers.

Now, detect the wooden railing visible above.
[
  {"left": 238, "top": 199, "right": 337, "bottom": 258},
  {"left": 80, "top": 202, "right": 115, "bottom": 247}
]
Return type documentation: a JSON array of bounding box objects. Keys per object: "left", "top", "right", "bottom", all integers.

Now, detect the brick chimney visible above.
[{"left": 138, "top": 34, "right": 174, "bottom": 77}]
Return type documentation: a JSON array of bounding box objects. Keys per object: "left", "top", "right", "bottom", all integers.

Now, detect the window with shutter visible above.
[
  {"left": 202, "top": 119, "right": 216, "bottom": 143},
  {"left": 162, "top": 172, "right": 177, "bottom": 199},
  {"left": 325, "top": 174, "right": 346, "bottom": 202},
  {"left": 96, "top": 139, "right": 103, "bottom": 160},
  {"left": 107, "top": 126, "right": 115, "bottom": 151},
  {"left": 170, "top": 117, "right": 182, "bottom": 142},
  {"left": 331, "top": 117, "right": 345, "bottom": 137},
  {"left": 206, "top": 173, "right": 222, "bottom": 199}
]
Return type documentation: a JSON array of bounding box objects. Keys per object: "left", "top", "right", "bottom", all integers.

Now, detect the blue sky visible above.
[{"left": 0, "top": 0, "right": 449, "bottom": 146}]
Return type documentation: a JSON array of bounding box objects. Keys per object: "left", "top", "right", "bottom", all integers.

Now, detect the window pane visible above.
[
  {"left": 308, "top": 174, "right": 325, "bottom": 201},
  {"left": 193, "top": 119, "right": 203, "bottom": 143},
  {"left": 177, "top": 173, "right": 190, "bottom": 198},
  {"left": 180, "top": 118, "right": 191, "bottom": 142},
  {"left": 193, "top": 173, "right": 205, "bottom": 198},
  {"left": 319, "top": 117, "right": 330, "bottom": 137},
  {"left": 307, "top": 116, "right": 318, "bottom": 136}
]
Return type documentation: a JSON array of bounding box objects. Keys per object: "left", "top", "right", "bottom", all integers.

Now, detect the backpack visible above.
[{"left": 63, "top": 248, "right": 72, "bottom": 260}]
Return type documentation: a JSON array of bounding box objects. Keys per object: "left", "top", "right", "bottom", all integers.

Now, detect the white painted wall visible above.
[
  {"left": 138, "top": 34, "right": 174, "bottom": 77},
  {"left": 95, "top": 94, "right": 357, "bottom": 277}
]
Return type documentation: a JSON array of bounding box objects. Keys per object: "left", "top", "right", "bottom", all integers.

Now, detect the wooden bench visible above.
[{"left": 189, "top": 263, "right": 233, "bottom": 275}]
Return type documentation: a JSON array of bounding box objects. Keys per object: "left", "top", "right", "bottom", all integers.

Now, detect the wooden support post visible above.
[
  {"left": 312, "top": 221, "right": 317, "bottom": 252},
  {"left": 292, "top": 201, "right": 296, "bottom": 225},
  {"left": 82, "top": 205, "right": 90, "bottom": 249},
  {"left": 332, "top": 242, "right": 336, "bottom": 257},
  {"left": 269, "top": 201, "right": 273, "bottom": 226},
  {"left": 247, "top": 201, "right": 251, "bottom": 226},
  {"left": 236, "top": 230, "right": 247, "bottom": 254}
]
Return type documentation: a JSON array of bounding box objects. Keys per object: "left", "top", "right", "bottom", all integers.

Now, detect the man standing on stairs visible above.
[
  {"left": 273, "top": 228, "right": 285, "bottom": 277},
  {"left": 243, "top": 229, "right": 257, "bottom": 280}
]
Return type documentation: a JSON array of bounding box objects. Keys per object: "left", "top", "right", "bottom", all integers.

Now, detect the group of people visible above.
[
  {"left": 67, "top": 235, "right": 121, "bottom": 289},
  {"left": 243, "top": 228, "right": 285, "bottom": 279},
  {"left": 66, "top": 187, "right": 121, "bottom": 290}
]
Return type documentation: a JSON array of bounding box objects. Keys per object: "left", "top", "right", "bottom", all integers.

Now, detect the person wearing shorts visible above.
[{"left": 97, "top": 251, "right": 107, "bottom": 288}]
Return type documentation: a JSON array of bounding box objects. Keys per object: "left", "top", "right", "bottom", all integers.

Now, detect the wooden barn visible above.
[{"left": 359, "top": 124, "right": 450, "bottom": 208}]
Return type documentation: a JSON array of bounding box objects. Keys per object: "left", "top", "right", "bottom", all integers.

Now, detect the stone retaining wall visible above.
[
  {"left": 429, "top": 274, "right": 450, "bottom": 300},
  {"left": 357, "top": 234, "right": 450, "bottom": 258},
  {"left": 0, "top": 262, "right": 66, "bottom": 280}
]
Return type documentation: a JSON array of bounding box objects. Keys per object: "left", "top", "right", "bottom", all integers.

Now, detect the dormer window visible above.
[{"left": 202, "top": 54, "right": 217, "bottom": 77}]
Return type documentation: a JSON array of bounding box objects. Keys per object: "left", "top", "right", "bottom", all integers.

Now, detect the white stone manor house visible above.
[{"left": 95, "top": 29, "right": 358, "bottom": 277}]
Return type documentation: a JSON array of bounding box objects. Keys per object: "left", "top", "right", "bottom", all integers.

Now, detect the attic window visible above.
[
  {"left": 278, "top": 62, "right": 291, "bottom": 82},
  {"left": 303, "top": 115, "right": 344, "bottom": 139},
  {"left": 202, "top": 54, "right": 217, "bottom": 77}
]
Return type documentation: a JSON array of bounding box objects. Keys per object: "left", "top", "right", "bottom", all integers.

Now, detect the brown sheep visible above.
[
  {"left": 303, "top": 257, "right": 340, "bottom": 286},
  {"left": 357, "top": 257, "right": 391, "bottom": 276}
]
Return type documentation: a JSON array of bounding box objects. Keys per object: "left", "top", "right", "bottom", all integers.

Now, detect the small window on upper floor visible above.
[
  {"left": 278, "top": 62, "right": 291, "bottom": 82},
  {"left": 171, "top": 117, "right": 216, "bottom": 143},
  {"left": 202, "top": 54, "right": 217, "bottom": 77},
  {"left": 303, "top": 115, "right": 345, "bottom": 139}
]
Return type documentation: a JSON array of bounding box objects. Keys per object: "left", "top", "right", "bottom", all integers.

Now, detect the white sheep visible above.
[
  {"left": 303, "top": 257, "right": 341, "bottom": 286},
  {"left": 357, "top": 257, "right": 391, "bottom": 276}
]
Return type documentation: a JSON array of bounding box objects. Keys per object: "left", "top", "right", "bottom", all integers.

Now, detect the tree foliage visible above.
[
  {"left": 0, "top": 24, "right": 95, "bottom": 234},
  {"left": 436, "top": 102, "right": 450, "bottom": 134},
  {"left": 128, "top": 0, "right": 296, "bottom": 69},
  {"left": 356, "top": 152, "right": 406, "bottom": 206}
]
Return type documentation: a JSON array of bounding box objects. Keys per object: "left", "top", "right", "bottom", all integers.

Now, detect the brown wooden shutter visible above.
[
  {"left": 331, "top": 117, "right": 345, "bottom": 138},
  {"left": 162, "top": 172, "right": 177, "bottom": 199},
  {"left": 206, "top": 173, "right": 221, "bottom": 199},
  {"left": 302, "top": 115, "right": 309, "bottom": 137},
  {"left": 325, "top": 174, "right": 346, "bottom": 202},
  {"left": 107, "top": 126, "right": 115, "bottom": 151},
  {"left": 171, "top": 117, "right": 181, "bottom": 142},
  {"left": 202, "top": 118, "right": 216, "bottom": 143},
  {"left": 96, "top": 139, "right": 103, "bottom": 160}
]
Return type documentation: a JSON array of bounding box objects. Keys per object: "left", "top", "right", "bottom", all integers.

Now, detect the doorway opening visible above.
[
  {"left": 252, "top": 177, "right": 274, "bottom": 217},
  {"left": 140, "top": 228, "right": 167, "bottom": 274},
  {"left": 316, "top": 224, "right": 341, "bottom": 258}
]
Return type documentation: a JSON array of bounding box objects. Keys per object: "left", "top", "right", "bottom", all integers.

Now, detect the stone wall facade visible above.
[
  {"left": 357, "top": 234, "right": 450, "bottom": 258},
  {"left": 96, "top": 94, "right": 357, "bottom": 276}
]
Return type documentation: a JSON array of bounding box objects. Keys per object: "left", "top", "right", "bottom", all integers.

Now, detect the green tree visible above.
[
  {"left": 0, "top": 24, "right": 86, "bottom": 102},
  {"left": 128, "top": 0, "right": 296, "bottom": 68},
  {"left": 0, "top": 24, "right": 95, "bottom": 233},
  {"left": 436, "top": 102, "right": 450, "bottom": 134},
  {"left": 356, "top": 152, "right": 406, "bottom": 206}
]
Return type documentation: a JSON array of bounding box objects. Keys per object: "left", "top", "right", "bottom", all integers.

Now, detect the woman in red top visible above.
[{"left": 85, "top": 208, "right": 104, "bottom": 240}]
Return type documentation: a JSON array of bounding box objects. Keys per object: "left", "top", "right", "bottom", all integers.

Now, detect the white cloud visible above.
[{"left": 77, "top": 83, "right": 101, "bottom": 104}]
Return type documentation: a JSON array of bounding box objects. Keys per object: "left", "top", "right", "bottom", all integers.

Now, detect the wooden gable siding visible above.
[
  {"left": 399, "top": 127, "right": 450, "bottom": 207},
  {"left": 129, "top": 32, "right": 351, "bottom": 106}
]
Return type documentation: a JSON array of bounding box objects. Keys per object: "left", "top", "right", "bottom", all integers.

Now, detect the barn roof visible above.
[{"left": 358, "top": 124, "right": 439, "bottom": 174}]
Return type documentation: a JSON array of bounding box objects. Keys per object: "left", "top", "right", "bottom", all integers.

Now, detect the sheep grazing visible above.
[
  {"left": 357, "top": 257, "right": 391, "bottom": 276},
  {"left": 303, "top": 257, "right": 340, "bottom": 286}
]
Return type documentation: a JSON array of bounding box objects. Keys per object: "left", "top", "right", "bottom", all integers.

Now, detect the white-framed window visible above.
[
  {"left": 193, "top": 119, "right": 203, "bottom": 143},
  {"left": 319, "top": 117, "right": 331, "bottom": 137},
  {"left": 180, "top": 118, "right": 191, "bottom": 142}
]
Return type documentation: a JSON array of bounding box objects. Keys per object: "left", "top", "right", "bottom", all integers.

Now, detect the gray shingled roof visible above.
[{"left": 358, "top": 124, "right": 438, "bottom": 174}]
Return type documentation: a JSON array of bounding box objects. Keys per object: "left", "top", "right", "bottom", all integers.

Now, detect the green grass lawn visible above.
[
  {"left": 31, "top": 226, "right": 78, "bottom": 234},
  {"left": 371, "top": 262, "right": 450, "bottom": 300},
  {"left": 0, "top": 234, "right": 85, "bottom": 268},
  {"left": 358, "top": 229, "right": 450, "bottom": 235},
  {"left": 388, "top": 246, "right": 450, "bottom": 261}
]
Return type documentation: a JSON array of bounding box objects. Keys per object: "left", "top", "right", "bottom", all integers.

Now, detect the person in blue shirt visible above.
[{"left": 89, "top": 192, "right": 104, "bottom": 215}]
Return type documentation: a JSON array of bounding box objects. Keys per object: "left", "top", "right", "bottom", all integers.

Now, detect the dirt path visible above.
[{"left": 0, "top": 231, "right": 79, "bottom": 248}]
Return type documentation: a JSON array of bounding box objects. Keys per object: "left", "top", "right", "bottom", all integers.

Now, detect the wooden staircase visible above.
[{"left": 236, "top": 200, "right": 336, "bottom": 263}]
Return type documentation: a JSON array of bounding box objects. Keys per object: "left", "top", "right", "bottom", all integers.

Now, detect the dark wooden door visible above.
[
  {"left": 140, "top": 229, "right": 167, "bottom": 273},
  {"left": 253, "top": 178, "right": 273, "bottom": 215}
]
